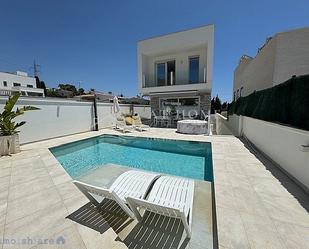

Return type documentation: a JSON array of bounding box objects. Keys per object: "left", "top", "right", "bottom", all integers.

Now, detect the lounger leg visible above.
[
  {"left": 73, "top": 182, "right": 100, "bottom": 205},
  {"left": 126, "top": 198, "right": 143, "bottom": 222},
  {"left": 180, "top": 212, "right": 191, "bottom": 238}
]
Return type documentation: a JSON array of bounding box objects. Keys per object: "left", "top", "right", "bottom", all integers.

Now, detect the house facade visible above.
[
  {"left": 138, "top": 25, "right": 214, "bottom": 118},
  {"left": 233, "top": 27, "right": 309, "bottom": 100},
  {"left": 0, "top": 71, "right": 45, "bottom": 97}
]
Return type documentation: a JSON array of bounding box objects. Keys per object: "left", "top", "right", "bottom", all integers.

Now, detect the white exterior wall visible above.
[
  {"left": 138, "top": 25, "right": 214, "bottom": 95},
  {"left": 273, "top": 28, "right": 309, "bottom": 85},
  {"left": 233, "top": 27, "right": 309, "bottom": 99},
  {"left": 233, "top": 38, "right": 276, "bottom": 98},
  {"left": 133, "top": 105, "right": 152, "bottom": 119},
  {"left": 242, "top": 117, "right": 309, "bottom": 191},
  {"left": 0, "top": 97, "right": 150, "bottom": 144},
  {"left": 217, "top": 114, "right": 309, "bottom": 191},
  {"left": 0, "top": 72, "right": 44, "bottom": 96},
  {"left": 0, "top": 72, "right": 36, "bottom": 88}
]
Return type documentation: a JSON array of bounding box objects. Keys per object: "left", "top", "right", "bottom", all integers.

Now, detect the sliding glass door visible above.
[
  {"left": 156, "top": 60, "right": 175, "bottom": 86},
  {"left": 189, "top": 57, "right": 199, "bottom": 84}
]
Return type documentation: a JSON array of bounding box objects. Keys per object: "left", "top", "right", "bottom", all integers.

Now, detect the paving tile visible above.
[
  {"left": 3, "top": 202, "right": 70, "bottom": 249},
  {"left": 224, "top": 160, "right": 245, "bottom": 175},
  {"left": 29, "top": 225, "right": 87, "bottom": 249},
  {"left": 55, "top": 181, "right": 83, "bottom": 201},
  {"left": 11, "top": 156, "right": 41, "bottom": 167},
  {"left": 214, "top": 184, "right": 237, "bottom": 210},
  {"left": 250, "top": 176, "right": 297, "bottom": 199},
  {"left": 10, "top": 168, "right": 49, "bottom": 186},
  {"left": 233, "top": 187, "right": 268, "bottom": 217},
  {"left": 213, "top": 159, "right": 227, "bottom": 172},
  {"left": 0, "top": 168, "right": 11, "bottom": 178},
  {"left": 8, "top": 176, "right": 54, "bottom": 202},
  {"left": 76, "top": 226, "right": 120, "bottom": 249},
  {"left": 216, "top": 207, "right": 250, "bottom": 249},
  {"left": 273, "top": 220, "right": 309, "bottom": 249},
  {"left": 10, "top": 161, "right": 45, "bottom": 176},
  {"left": 241, "top": 163, "right": 275, "bottom": 178},
  {"left": 0, "top": 158, "right": 12, "bottom": 169},
  {"left": 240, "top": 213, "right": 286, "bottom": 249},
  {"left": 258, "top": 193, "right": 309, "bottom": 227},
  {"left": 6, "top": 187, "right": 62, "bottom": 224},
  {"left": 62, "top": 193, "right": 88, "bottom": 214},
  {"left": 225, "top": 172, "right": 252, "bottom": 189},
  {"left": 0, "top": 176, "right": 11, "bottom": 193},
  {"left": 51, "top": 173, "right": 72, "bottom": 186},
  {"left": 213, "top": 169, "right": 231, "bottom": 186},
  {"left": 0, "top": 196, "right": 8, "bottom": 226}
]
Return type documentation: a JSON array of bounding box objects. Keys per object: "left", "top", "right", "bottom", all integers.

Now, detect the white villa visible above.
[
  {"left": 138, "top": 25, "right": 214, "bottom": 118},
  {"left": 0, "top": 71, "right": 45, "bottom": 97},
  {"left": 233, "top": 27, "right": 309, "bottom": 100}
]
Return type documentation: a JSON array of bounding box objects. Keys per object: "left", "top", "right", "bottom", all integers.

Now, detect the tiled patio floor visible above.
[{"left": 0, "top": 128, "right": 308, "bottom": 249}]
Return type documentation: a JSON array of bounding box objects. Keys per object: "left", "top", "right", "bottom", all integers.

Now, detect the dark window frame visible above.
[{"left": 189, "top": 56, "right": 200, "bottom": 84}]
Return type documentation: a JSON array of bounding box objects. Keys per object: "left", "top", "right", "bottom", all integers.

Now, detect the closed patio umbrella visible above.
[{"left": 113, "top": 96, "right": 120, "bottom": 114}]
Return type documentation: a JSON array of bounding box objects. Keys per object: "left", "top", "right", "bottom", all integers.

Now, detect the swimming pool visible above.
[{"left": 50, "top": 135, "right": 213, "bottom": 181}]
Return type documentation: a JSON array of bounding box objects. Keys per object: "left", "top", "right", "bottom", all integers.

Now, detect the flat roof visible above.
[{"left": 138, "top": 24, "right": 214, "bottom": 42}]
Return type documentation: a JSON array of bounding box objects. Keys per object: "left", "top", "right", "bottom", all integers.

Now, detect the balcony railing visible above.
[{"left": 142, "top": 67, "right": 207, "bottom": 88}]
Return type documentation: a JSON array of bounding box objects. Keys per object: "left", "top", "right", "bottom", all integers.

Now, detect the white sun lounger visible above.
[
  {"left": 115, "top": 118, "right": 134, "bottom": 133},
  {"left": 126, "top": 175, "right": 195, "bottom": 238},
  {"left": 132, "top": 116, "right": 150, "bottom": 132},
  {"left": 73, "top": 170, "right": 160, "bottom": 219}
]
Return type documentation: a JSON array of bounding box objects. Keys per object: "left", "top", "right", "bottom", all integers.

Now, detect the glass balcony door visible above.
[
  {"left": 189, "top": 57, "right": 199, "bottom": 84},
  {"left": 156, "top": 60, "right": 175, "bottom": 86}
]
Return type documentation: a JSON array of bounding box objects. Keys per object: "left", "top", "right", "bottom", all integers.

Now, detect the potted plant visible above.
[{"left": 0, "top": 93, "right": 40, "bottom": 156}]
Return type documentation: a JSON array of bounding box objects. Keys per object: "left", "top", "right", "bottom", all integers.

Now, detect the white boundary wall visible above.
[
  {"left": 0, "top": 97, "right": 150, "bottom": 144},
  {"left": 216, "top": 114, "right": 309, "bottom": 191},
  {"left": 242, "top": 117, "right": 309, "bottom": 191}
]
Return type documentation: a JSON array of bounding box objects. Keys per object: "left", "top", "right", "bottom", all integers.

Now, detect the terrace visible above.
[{"left": 0, "top": 128, "right": 308, "bottom": 249}]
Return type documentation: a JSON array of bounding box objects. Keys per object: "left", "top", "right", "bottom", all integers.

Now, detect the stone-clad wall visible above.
[
  {"left": 150, "top": 96, "right": 160, "bottom": 116},
  {"left": 200, "top": 93, "right": 211, "bottom": 115},
  {"left": 150, "top": 92, "right": 211, "bottom": 118}
]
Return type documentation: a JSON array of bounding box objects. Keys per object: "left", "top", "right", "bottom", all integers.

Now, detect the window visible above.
[
  {"left": 240, "top": 87, "right": 243, "bottom": 97},
  {"left": 156, "top": 60, "right": 175, "bottom": 86},
  {"left": 179, "top": 98, "right": 199, "bottom": 106},
  {"left": 156, "top": 63, "right": 166, "bottom": 86},
  {"left": 233, "top": 92, "right": 236, "bottom": 101},
  {"left": 27, "top": 84, "right": 33, "bottom": 88},
  {"left": 13, "top": 83, "right": 21, "bottom": 87},
  {"left": 237, "top": 89, "right": 239, "bottom": 99},
  {"left": 166, "top": 60, "right": 175, "bottom": 86},
  {"left": 3, "top": 81, "right": 7, "bottom": 87},
  {"left": 189, "top": 57, "right": 199, "bottom": 83}
]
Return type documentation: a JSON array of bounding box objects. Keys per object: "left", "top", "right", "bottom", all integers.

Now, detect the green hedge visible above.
[{"left": 228, "top": 74, "right": 309, "bottom": 131}]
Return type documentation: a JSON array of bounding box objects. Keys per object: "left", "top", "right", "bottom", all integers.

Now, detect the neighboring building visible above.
[
  {"left": 138, "top": 25, "right": 214, "bottom": 118},
  {"left": 233, "top": 27, "right": 309, "bottom": 100},
  {"left": 75, "top": 91, "right": 114, "bottom": 102},
  {"left": 0, "top": 71, "right": 45, "bottom": 97}
]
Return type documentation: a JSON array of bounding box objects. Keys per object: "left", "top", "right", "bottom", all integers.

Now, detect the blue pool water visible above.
[{"left": 50, "top": 135, "right": 213, "bottom": 181}]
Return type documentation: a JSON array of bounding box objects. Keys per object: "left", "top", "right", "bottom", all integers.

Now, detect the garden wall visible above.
[
  {"left": 0, "top": 97, "right": 151, "bottom": 144},
  {"left": 217, "top": 114, "right": 309, "bottom": 192}
]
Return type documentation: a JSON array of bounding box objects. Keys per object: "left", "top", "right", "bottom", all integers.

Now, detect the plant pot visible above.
[{"left": 0, "top": 134, "right": 20, "bottom": 156}]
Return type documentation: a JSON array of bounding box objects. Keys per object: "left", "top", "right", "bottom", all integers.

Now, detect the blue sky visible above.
[{"left": 0, "top": 0, "right": 308, "bottom": 101}]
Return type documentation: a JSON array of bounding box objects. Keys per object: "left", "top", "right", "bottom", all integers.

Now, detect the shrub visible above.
[{"left": 228, "top": 74, "right": 309, "bottom": 131}]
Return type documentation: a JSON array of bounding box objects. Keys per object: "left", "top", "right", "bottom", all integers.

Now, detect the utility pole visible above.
[{"left": 32, "top": 60, "right": 41, "bottom": 77}]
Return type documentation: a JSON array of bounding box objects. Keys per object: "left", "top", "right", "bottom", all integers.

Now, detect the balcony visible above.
[{"left": 140, "top": 67, "right": 210, "bottom": 95}]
